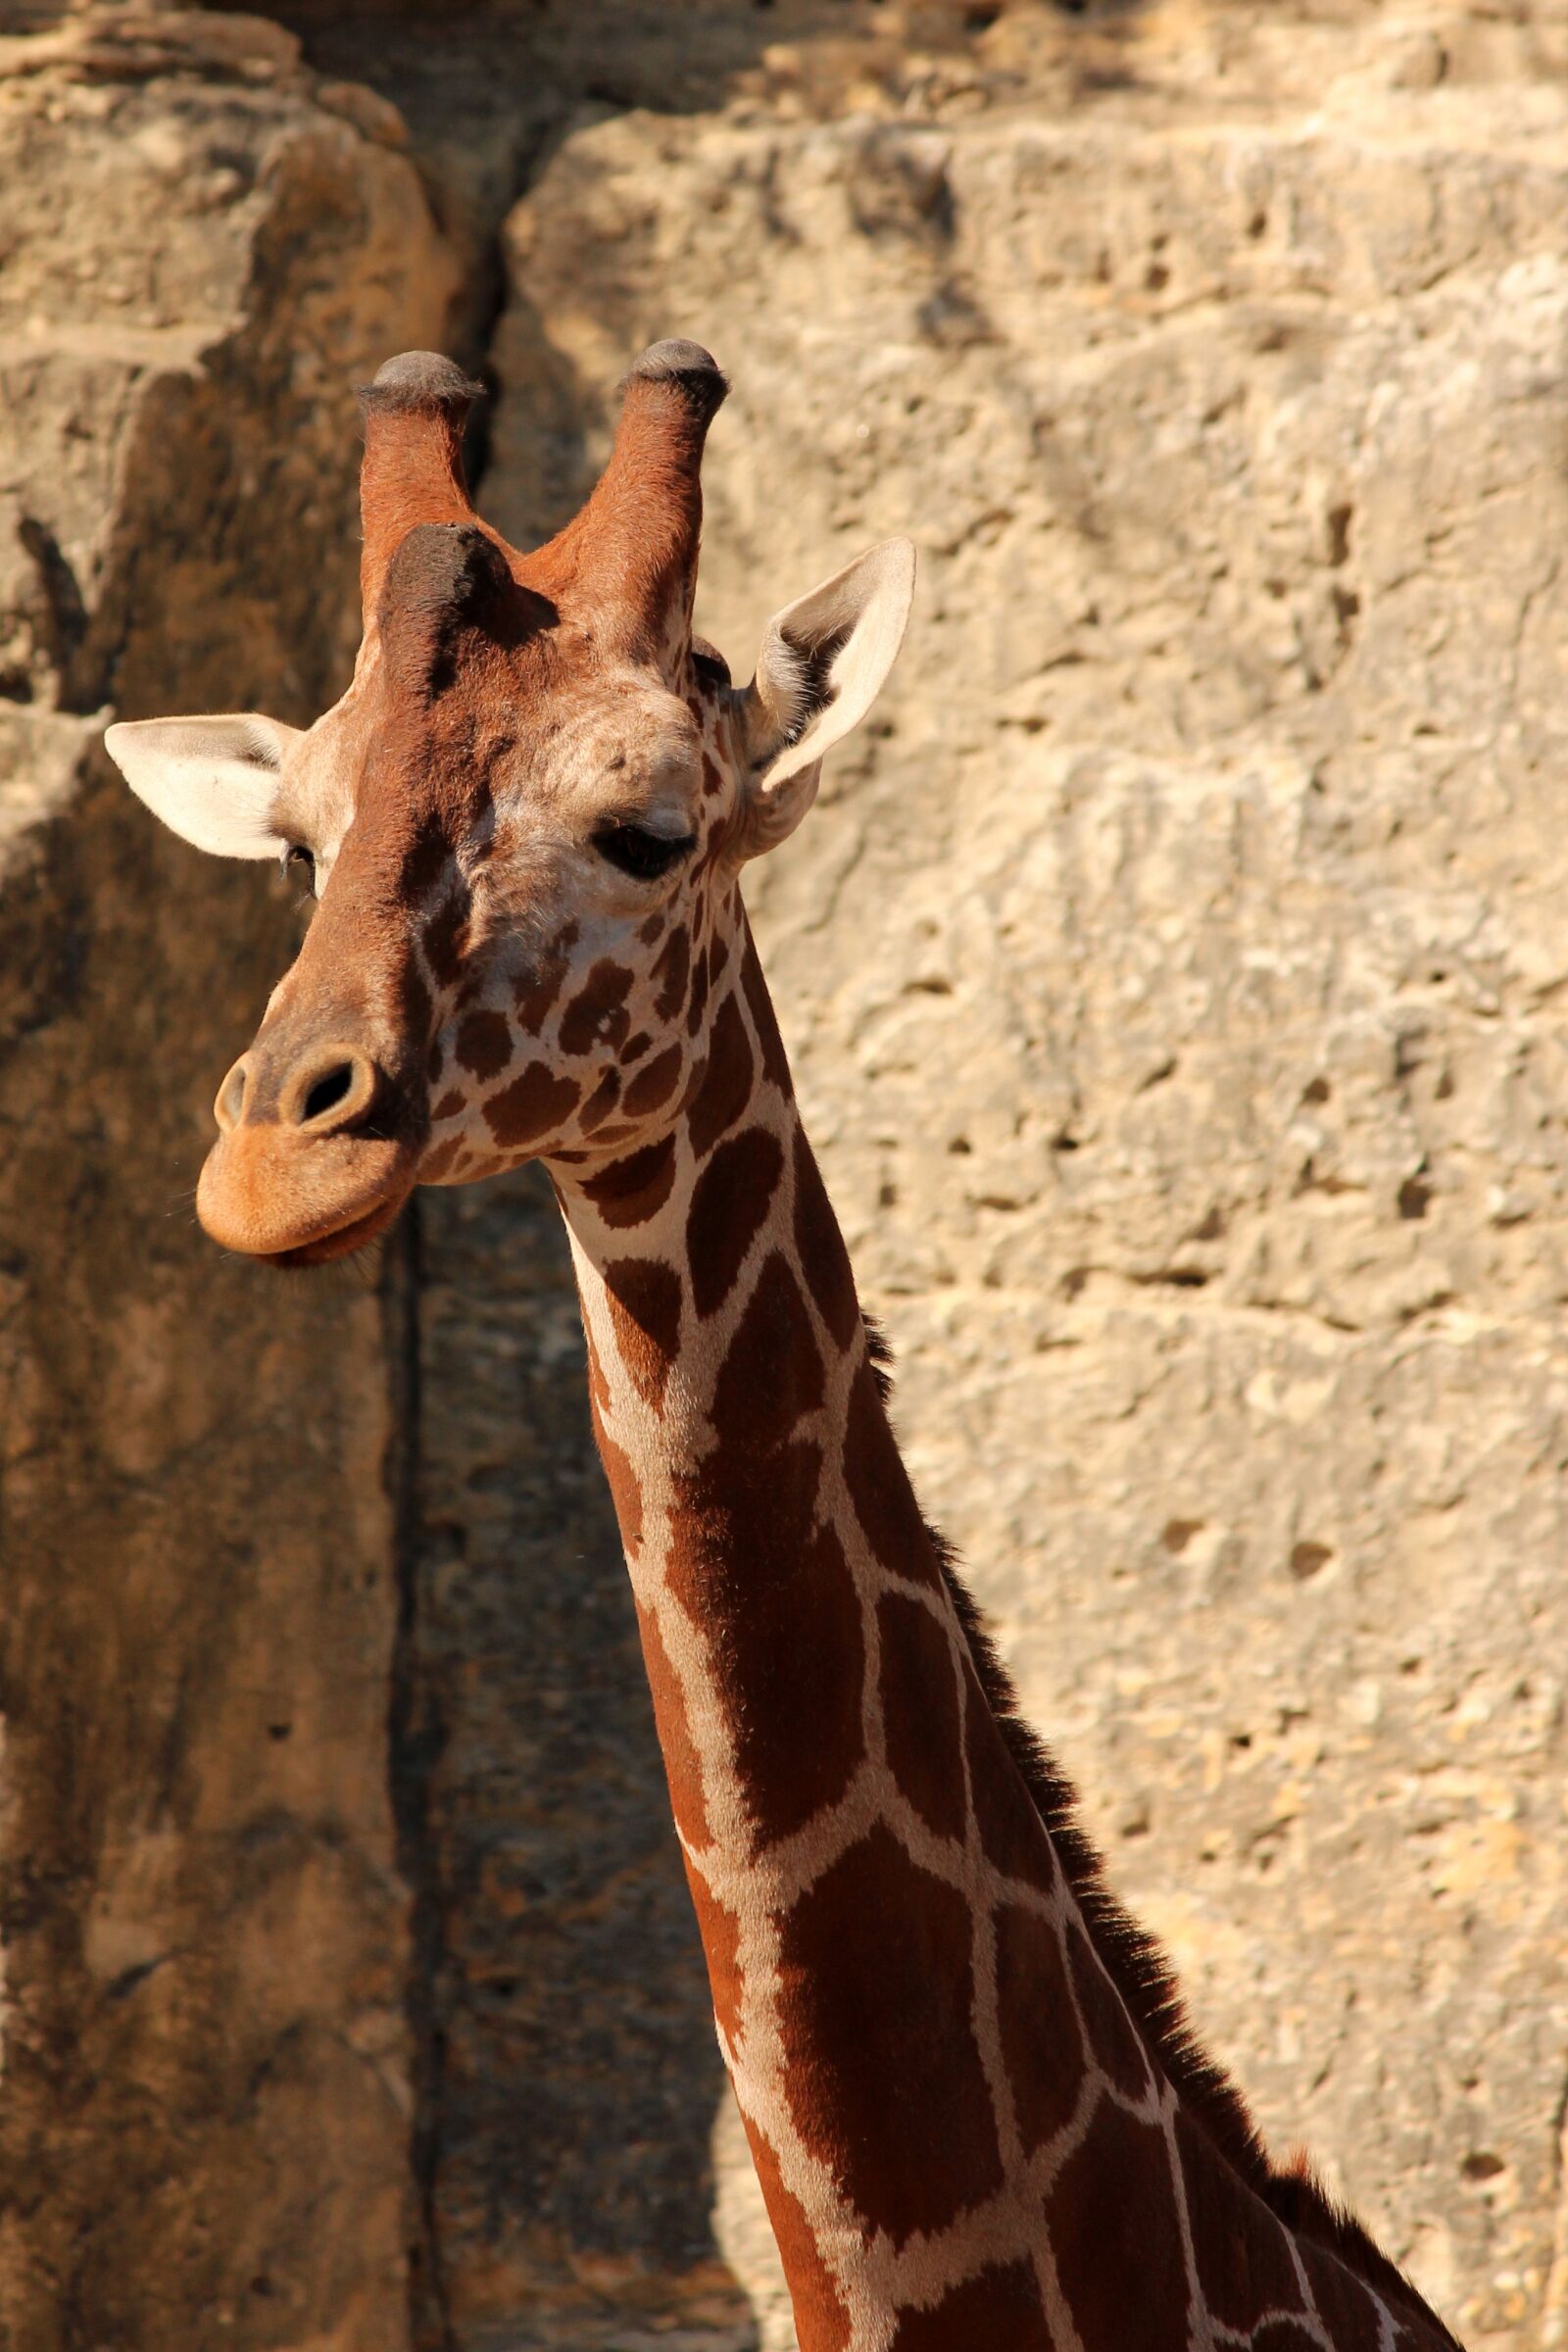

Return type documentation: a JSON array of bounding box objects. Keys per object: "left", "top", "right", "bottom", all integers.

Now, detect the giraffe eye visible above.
[
  {"left": 281, "top": 842, "right": 317, "bottom": 892},
  {"left": 593, "top": 822, "right": 695, "bottom": 882},
  {"left": 279, "top": 842, "right": 318, "bottom": 898}
]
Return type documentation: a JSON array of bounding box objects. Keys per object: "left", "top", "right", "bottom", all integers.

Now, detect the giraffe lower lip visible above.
[
  {"left": 268, "top": 1194, "right": 407, "bottom": 1268},
  {"left": 195, "top": 1127, "right": 418, "bottom": 1261}
]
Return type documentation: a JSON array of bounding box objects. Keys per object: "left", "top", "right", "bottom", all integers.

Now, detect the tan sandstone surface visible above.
[
  {"left": 1, "top": 4, "right": 1565, "bottom": 2350},
  {"left": 485, "top": 9, "right": 1568, "bottom": 2346},
  {"left": 0, "top": 10, "right": 456, "bottom": 2345}
]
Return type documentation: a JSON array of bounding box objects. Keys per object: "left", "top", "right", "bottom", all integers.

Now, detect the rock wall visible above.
[
  {"left": 483, "top": 7, "right": 1568, "bottom": 2346},
  {"left": 0, "top": 13, "right": 456, "bottom": 2348},
  {"left": 3, "top": 5, "right": 1566, "bottom": 2352}
]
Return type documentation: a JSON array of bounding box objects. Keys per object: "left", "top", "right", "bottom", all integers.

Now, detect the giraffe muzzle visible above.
[{"left": 196, "top": 1039, "right": 423, "bottom": 1264}]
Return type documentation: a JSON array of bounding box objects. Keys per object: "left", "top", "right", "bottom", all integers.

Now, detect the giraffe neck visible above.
[{"left": 551, "top": 937, "right": 1448, "bottom": 2352}]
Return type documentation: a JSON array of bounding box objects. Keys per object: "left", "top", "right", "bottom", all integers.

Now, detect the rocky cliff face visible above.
[
  {"left": 0, "top": 13, "right": 455, "bottom": 2347},
  {"left": 485, "top": 11, "right": 1568, "bottom": 2341},
  {"left": 2, "top": 5, "right": 1565, "bottom": 2351}
]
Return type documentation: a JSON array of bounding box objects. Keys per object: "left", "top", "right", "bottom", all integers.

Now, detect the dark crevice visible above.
[
  {"left": 361, "top": 95, "right": 563, "bottom": 2352},
  {"left": 383, "top": 1194, "right": 456, "bottom": 2352},
  {"left": 352, "top": 78, "right": 640, "bottom": 2345},
  {"left": 1397, "top": 1170, "right": 1432, "bottom": 1221},
  {"left": 17, "top": 514, "right": 97, "bottom": 711},
  {"left": 455, "top": 109, "right": 572, "bottom": 496}
]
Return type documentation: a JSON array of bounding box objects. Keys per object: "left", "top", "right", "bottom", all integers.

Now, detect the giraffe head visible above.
[{"left": 107, "top": 345, "right": 913, "bottom": 1264}]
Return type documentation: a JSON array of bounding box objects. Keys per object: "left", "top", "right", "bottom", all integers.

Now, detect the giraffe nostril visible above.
[
  {"left": 279, "top": 1045, "right": 379, "bottom": 1133},
  {"left": 215, "top": 1058, "right": 249, "bottom": 1134},
  {"left": 303, "top": 1062, "right": 356, "bottom": 1123}
]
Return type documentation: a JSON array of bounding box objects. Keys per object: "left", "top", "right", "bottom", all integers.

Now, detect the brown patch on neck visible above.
[
  {"left": 593, "top": 1419, "right": 643, "bottom": 1557},
  {"left": 418, "top": 1134, "right": 462, "bottom": 1184},
  {"left": 685, "top": 1867, "right": 745, "bottom": 2053},
  {"left": 579, "top": 1065, "right": 623, "bottom": 1135},
  {"left": 792, "top": 1129, "right": 861, "bottom": 1353},
  {"left": 601, "top": 1255, "right": 683, "bottom": 1410},
  {"left": 776, "top": 1823, "right": 1004, "bottom": 2247},
  {"left": 738, "top": 922, "right": 793, "bottom": 1092},
  {"left": 889, "top": 2264, "right": 1052, "bottom": 2351},
  {"left": 876, "top": 1591, "right": 966, "bottom": 1843},
  {"left": 1049, "top": 2100, "right": 1191, "bottom": 2352},
  {"left": 686, "top": 988, "right": 755, "bottom": 1158},
  {"left": 993, "top": 1905, "right": 1079, "bottom": 2156},
  {"left": 1298, "top": 2235, "right": 1386, "bottom": 2344},
  {"left": 455, "top": 1009, "right": 512, "bottom": 1081},
  {"left": 1175, "top": 2108, "right": 1306, "bottom": 2335},
  {"left": 663, "top": 1251, "right": 864, "bottom": 1850},
  {"left": 484, "top": 1063, "right": 581, "bottom": 1151},
  {"left": 633, "top": 1600, "right": 710, "bottom": 1851},
  {"left": 962, "top": 1670, "right": 1056, "bottom": 1891},
  {"left": 560, "top": 959, "right": 634, "bottom": 1056},
  {"left": 739, "top": 2122, "right": 852, "bottom": 2352},
  {"left": 841, "top": 1354, "right": 943, "bottom": 1590},
  {"left": 621, "top": 1041, "right": 683, "bottom": 1118},
  {"left": 685, "top": 1127, "right": 784, "bottom": 1318},
  {"left": 579, "top": 1134, "right": 680, "bottom": 1228},
  {"left": 1065, "top": 1920, "right": 1151, "bottom": 2100}
]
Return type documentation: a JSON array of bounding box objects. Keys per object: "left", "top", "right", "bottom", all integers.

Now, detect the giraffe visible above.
[{"left": 106, "top": 344, "right": 1464, "bottom": 2352}]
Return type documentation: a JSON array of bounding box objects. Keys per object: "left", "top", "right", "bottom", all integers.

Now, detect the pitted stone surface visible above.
[
  {"left": 6, "top": 3, "right": 1568, "bottom": 2349},
  {"left": 485, "top": 7, "right": 1568, "bottom": 2343},
  {"left": 0, "top": 11, "right": 457, "bottom": 2347}
]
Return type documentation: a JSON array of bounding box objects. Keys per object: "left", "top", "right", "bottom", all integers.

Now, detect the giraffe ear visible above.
[
  {"left": 105, "top": 714, "right": 304, "bottom": 860},
  {"left": 735, "top": 538, "right": 915, "bottom": 859}
]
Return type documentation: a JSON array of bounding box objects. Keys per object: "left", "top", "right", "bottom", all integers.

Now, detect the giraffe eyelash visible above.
[{"left": 592, "top": 821, "right": 696, "bottom": 882}]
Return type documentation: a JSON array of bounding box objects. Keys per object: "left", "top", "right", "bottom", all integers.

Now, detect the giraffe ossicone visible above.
[{"left": 107, "top": 345, "right": 1464, "bottom": 2352}]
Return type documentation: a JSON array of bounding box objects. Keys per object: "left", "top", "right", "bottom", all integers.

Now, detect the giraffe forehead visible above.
[
  {"left": 545, "top": 673, "right": 714, "bottom": 804},
  {"left": 392, "top": 666, "right": 722, "bottom": 852}
]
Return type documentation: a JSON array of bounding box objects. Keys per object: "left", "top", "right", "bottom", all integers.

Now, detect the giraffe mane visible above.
[{"left": 860, "top": 1312, "right": 1463, "bottom": 2347}]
